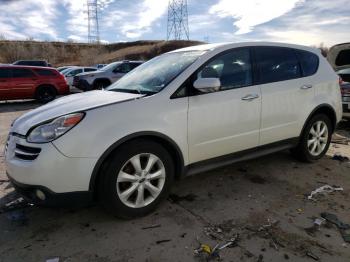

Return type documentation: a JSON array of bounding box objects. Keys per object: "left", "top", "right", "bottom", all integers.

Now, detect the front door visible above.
[
  {"left": 188, "top": 48, "right": 261, "bottom": 163},
  {"left": 11, "top": 68, "right": 38, "bottom": 99}
]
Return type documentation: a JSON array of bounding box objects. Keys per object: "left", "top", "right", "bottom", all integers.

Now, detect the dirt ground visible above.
[{"left": 1, "top": 100, "right": 350, "bottom": 262}]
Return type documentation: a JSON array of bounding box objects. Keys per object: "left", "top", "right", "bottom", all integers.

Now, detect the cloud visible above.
[
  {"left": 0, "top": 0, "right": 59, "bottom": 40},
  {"left": 209, "top": 0, "right": 304, "bottom": 34},
  {"left": 102, "top": 0, "right": 168, "bottom": 39}
]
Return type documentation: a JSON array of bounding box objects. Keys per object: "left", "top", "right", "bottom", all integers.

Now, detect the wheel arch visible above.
[
  {"left": 89, "top": 131, "right": 185, "bottom": 195},
  {"left": 92, "top": 78, "right": 111, "bottom": 87},
  {"left": 300, "top": 103, "right": 337, "bottom": 136}
]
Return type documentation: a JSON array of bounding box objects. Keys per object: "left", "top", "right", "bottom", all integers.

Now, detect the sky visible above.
[{"left": 0, "top": 0, "right": 349, "bottom": 47}]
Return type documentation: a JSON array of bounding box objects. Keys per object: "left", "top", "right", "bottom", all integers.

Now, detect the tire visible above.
[
  {"left": 35, "top": 86, "right": 57, "bottom": 103},
  {"left": 98, "top": 139, "right": 175, "bottom": 218},
  {"left": 291, "top": 114, "right": 332, "bottom": 162},
  {"left": 93, "top": 80, "right": 110, "bottom": 90}
]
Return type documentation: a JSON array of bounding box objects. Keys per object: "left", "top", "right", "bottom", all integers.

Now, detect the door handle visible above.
[
  {"left": 300, "top": 84, "right": 313, "bottom": 90},
  {"left": 241, "top": 94, "right": 259, "bottom": 101}
]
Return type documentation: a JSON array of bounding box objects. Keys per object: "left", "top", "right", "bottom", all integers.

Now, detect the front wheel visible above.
[
  {"left": 98, "top": 139, "right": 174, "bottom": 218},
  {"left": 292, "top": 114, "right": 332, "bottom": 162}
]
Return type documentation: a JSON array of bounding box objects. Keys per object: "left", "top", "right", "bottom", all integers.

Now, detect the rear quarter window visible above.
[
  {"left": 295, "top": 49, "right": 319, "bottom": 77},
  {"left": 34, "top": 69, "right": 57, "bottom": 76}
]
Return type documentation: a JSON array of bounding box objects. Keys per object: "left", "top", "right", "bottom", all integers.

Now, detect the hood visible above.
[{"left": 12, "top": 90, "right": 143, "bottom": 135}]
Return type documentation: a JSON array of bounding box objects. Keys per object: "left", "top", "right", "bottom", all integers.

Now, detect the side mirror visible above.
[{"left": 193, "top": 78, "right": 221, "bottom": 93}]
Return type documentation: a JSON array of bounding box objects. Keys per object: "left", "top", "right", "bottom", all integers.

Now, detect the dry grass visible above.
[{"left": 0, "top": 40, "right": 203, "bottom": 66}]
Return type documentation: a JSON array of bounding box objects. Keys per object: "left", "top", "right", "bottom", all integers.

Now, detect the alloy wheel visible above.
[
  {"left": 307, "top": 120, "right": 328, "bottom": 156},
  {"left": 116, "top": 153, "right": 166, "bottom": 208}
]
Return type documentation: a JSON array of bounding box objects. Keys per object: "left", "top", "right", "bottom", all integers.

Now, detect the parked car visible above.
[
  {"left": 5, "top": 42, "right": 342, "bottom": 218},
  {"left": 0, "top": 65, "right": 69, "bottom": 102},
  {"left": 73, "top": 60, "right": 143, "bottom": 91},
  {"left": 328, "top": 43, "right": 350, "bottom": 119},
  {"left": 13, "top": 60, "right": 52, "bottom": 67},
  {"left": 57, "top": 66, "right": 76, "bottom": 73},
  {"left": 62, "top": 67, "right": 97, "bottom": 92},
  {"left": 94, "top": 64, "right": 107, "bottom": 69},
  {"left": 338, "top": 68, "right": 350, "bottom": 119}
]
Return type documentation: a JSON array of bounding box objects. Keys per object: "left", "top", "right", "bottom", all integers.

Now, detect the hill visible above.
[{"left": 0, "top": 40, "right": 203, "bottom": 66}]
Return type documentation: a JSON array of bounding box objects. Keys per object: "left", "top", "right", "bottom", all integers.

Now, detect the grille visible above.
[{"left": 14, "top": 144, "right": 41, "bottom": 161}]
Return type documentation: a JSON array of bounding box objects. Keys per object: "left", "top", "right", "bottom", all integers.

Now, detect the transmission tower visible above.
[
  {"left": 87, "top": 0, "right": 100, "bottom": 43},
  {"left": 167, "top": 0, "right": 189, "bottom": 40}
]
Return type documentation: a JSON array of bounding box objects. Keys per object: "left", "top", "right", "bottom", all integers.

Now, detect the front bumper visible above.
[
  {"left": 8, "top": 174, "right": 92, "bottom": 207},
  {"left": 5, "top": 133, "right": 98, "bottom": 196}
]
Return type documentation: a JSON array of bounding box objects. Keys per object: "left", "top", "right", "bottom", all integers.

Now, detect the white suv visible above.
[{"left": 5, "top": 42, "right": 342, "bottom": 218}]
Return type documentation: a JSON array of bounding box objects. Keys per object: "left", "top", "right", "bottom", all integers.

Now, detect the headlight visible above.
[{"left": 27, "top": 113, "right": 84, "bottom": 143}]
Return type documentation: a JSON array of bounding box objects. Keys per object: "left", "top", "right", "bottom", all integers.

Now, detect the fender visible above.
[
  {"left": 299, "top": 103, "right": 337, "bottom": 138},
  {"left": 88, "top": 131, "right": 185, "bottom": 192}
]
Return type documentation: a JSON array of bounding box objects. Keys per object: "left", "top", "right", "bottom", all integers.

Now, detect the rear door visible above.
[
  {"left": 0, "top": 68, "right": 12, "bottom": 100},
  {"left": 11, "top": 68, "right": 38, "bottom": 99},
  {"left": 254, "top": 46, "right": 314, "bottom": 145}
]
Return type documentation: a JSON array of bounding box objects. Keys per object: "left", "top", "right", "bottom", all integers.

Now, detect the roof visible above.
[
  {"left": 171, "top": 41, "right": 320, "bottom": 54},
  {"left": 0, "top": 65, "right": 56, "bottom": 70}
]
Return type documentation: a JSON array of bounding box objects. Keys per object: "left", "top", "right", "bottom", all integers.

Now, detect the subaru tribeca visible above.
[{"left": 5, "top": 42, "right": 342, "bottom": 218}]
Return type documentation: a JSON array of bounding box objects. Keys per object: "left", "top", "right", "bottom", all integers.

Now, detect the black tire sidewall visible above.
[
  {"left": 299, "top": 114, "right": 332, "bottom": 162},
  {"left": 99, "top": 139, "right": 174, "bottom": 218},
  {"left": 36, "top": 86, "right": 56, "bottom": 103}
]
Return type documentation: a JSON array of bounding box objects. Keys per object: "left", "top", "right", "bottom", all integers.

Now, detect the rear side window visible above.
[
  {"left": 12, "top": 68, "right": 35, "bottom": 78},
  {"left": 130, "top": 63, "right": 142, "bottom": 70},
  {"left": 34, "top": 69, "right": 57, "bottom": 76},
  {"left": 85, "top": 68, "right": 96, "bottom": 72},
  {"left": 255, "top": 47, "right": 301, "bottom": 84},
  {"left": 295, "top": 50, "right": 319, "bottom": 77},
  {"left": 0, "top": 68, "right": 11, "bottom": 78},
  {"left": 335, "top": 50, "right": 350, "bottom": 66}
]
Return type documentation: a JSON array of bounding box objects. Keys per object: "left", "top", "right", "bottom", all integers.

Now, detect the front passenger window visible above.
[{"left": 196, "top": 48, "right": 253, "bottom": 91}]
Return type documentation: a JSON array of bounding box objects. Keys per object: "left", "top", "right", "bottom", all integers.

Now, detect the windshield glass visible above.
[
  {"left": 106, "top": 51, "right": 205, "bottom": 94},
  {"left": 99, "top": 62, "right": 120, "bottom": 72}
]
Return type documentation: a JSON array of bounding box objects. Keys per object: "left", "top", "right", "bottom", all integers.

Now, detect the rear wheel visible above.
[
  {"left": 35, "top": 86, "right": 56, "bottom": 103},
  {"left": 98, "top": 139, "right": 174, "bottom": 218},
  {"left": 292, "top": 114, "right": 332, "bottom": 162}
]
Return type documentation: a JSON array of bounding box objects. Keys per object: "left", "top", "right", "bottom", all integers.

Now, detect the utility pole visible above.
[
  {"left": 167, "top": 0, "right": 189, "bottom": 40},
  {"left": 87, "top": 0, "right": 100, "bottom": 43}
]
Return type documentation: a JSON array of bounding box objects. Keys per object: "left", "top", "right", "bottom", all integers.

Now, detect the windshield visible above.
[
  {"left": 106, "top": 51, "right": 205, "bottom": 94},
  {"left": 99, "top": 62, "right": 120, "bottom": 72}
]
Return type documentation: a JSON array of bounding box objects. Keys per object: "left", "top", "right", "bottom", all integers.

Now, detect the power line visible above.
[
  {"left": 87, "top": 0, "right": 100, "bottom": 43},
  {"left": 167, "top": 0, "right": 189, "bottom": 41}
]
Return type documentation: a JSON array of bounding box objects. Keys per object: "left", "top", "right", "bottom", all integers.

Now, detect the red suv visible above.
[{"left": 0, "top": 65, "right": 69, "bottom": 102}]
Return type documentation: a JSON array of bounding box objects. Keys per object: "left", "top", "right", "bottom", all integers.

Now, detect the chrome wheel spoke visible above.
[
  {"left": 130, "top": 155, "right": 142, "bottom": 173},
  {"left": 148, "top": 170, "right": 165, "bottom": 180},
  {"left": 144, "top": 154, "right": 157, "bottom": 173},
  {"left": 307, "top": 138, "right": 316, "bottom": 147},
  {"left": 145, "top": 181, "right": 161, "bottom": 198},
  {"left": 117, "top": 171, "right": 138, "bottom": 183},
  {"left": 319, "top": 136, "right": 327, "bottom": 143},
  {"left": 120, "top": 183, "right": 138, "bottom": 202},
  {"left": 310, "top": 127, "right": 317, "bottom": 136},
  {"left": 135, "top": 184, "right": 145, "bottom": 207},
  {"left": 308, "top": 120, "right": 328, "bottom": 156}
]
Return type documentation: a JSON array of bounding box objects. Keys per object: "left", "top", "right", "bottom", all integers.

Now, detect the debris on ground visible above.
[
  {"left": 247, "top": 175, "right": 267, "bottom": 184},
  {"left": 46, "top": 258, "right": 60, "bottom": 262},
  {"left": 306, "top": 251, "right": 319, "bottom": 261},
  {"left": 155, "top": 239, "right": 171, "bottom": 244},
  {"left": 194, "top": 234, "right": 239, "bottom": 261},
  {"left": 0, "top": 197, "right": 33, "bottom": 214},
  {"left": 304, "top": 218, "right": 326, "bottom": 237},
  {"left": 321, "top": 212, "right": 350, "bottom": 243},
  {"left": 141, "top": 224, "right": 161, "bottom": 230},
  {"left": 307, "top": 185, "right": 344, "bottom": 200},
  {"left": 332, "top": 154, "right": 350, "bottom": 162},
  {"left": 168, "top": 193, "right": 197, "bottom": 203},
  {"left": 0, "top": 179, "right": 9, "bottom": 184}
]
